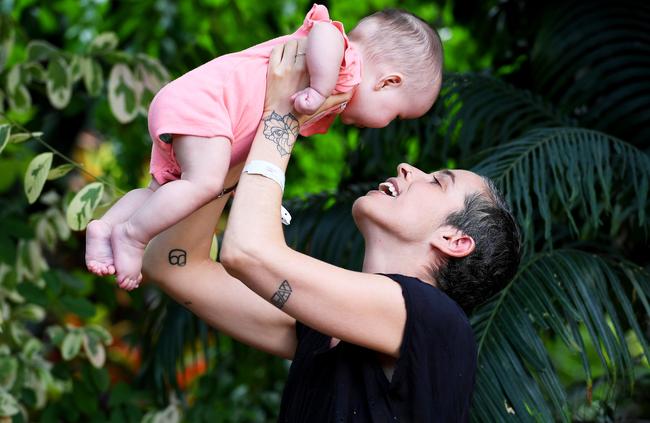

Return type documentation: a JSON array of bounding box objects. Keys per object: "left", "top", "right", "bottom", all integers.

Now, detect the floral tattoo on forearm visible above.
[{"left": 263, "top": 111, "right": 299, "bottom": 157}]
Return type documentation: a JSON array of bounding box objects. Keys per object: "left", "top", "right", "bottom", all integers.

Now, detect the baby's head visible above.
[{"left": 341, "top": 9, "right": 443, "bottom": 128}]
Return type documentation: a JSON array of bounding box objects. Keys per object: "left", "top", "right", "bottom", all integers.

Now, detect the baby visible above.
[{"left": 85, "top": 4, "right": 444, "bottom": 289}]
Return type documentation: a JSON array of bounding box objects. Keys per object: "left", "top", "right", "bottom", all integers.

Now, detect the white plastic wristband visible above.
[
  {"left": 243, "top": 160, "right": 285, "bottom": 191},
  {"left": 280, "top": 206, "right": 292, "bottom": 225},
  {"left": 242, "top": 160, "right": 292, "bottom": 225}
]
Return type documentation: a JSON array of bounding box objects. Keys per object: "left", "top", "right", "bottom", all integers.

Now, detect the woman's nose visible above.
[{"left": 397, "top": 163, "right": 415, "bottom": 179}]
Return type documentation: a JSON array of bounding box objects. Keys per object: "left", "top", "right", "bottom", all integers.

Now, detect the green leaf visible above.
[
  {"left": 36, "top": 217, "right": 57, "bottom": 251},
  {"left": 0, "top": 389, "right": 20, "bottom": 416},
  {"left": 82, "top": 57, "right": 103, "bottom": 97},
  {"left": 13, "top": 304, "right": 46, "bottom": 322},
  {"left": 46, "top": 208, "right": 70, "bottom": 241},
  {"left": 8, "top": 84, "right": 31, "bottom": 113},
  {"left": 24, "top": 152, "right": 53, "bottom": 204},
  {"left": 0, "top": 356, "right": 18, "bottom": 390},
  {"left": 209, "top": 235, "right": 218, "bottom": 261},
  {"left": 60, "top": 296, "right": 96, "bottom": 318},
  {"left": 21, "top": 338, "right": 43, "bottom": 360},
  {"left": 90, "top": 366, "right": 110, "bottom": 392},
  {"left": 61, "top": 331, "right": 83, "bottom": 360},
  {"left": 9, "top": 321, "right": 29, "bottom": 345},
  {"left": 23, "top": 62, "right": 46, "bottom": 82},
  {"left": 46, "top": 56, "right": 72, "bottom": 109},
  {"left": 6, "top": 65, "right": 21, "bottom": 93},
  {"left": 66, "top": 182, "right": 104, "bottom": 231},
  {"left": 108, "top": 382, "right": 131, "bottom": 406},
  {"left": 68, "top": 54, "right": 84, "bottom": 82},
  {"left": 108, "top": 64, "right": 141, "bottom": 123},
  {"left": 89, "top": 32, "right": 119, "bottom": 53},
  {"left": 46, "top": 325, "right": 65, "bottom": 347},
  {"left": 0, "top": 15, "right": 15, "bottom": 73},
  {"left": 16, "top": 282, "right": 47, "bottom": 307},
  {"left": 85, "top": 324, "right": 113, "bottom": 344},
  {"left": 82, "top": 333, "right": 106, "bottom": 368},
  {"left": 9, "top": 131, "right": 42, "bottom": 144},
  {"left": 0, "top": 124, "right": 10, "bottom": 156},
  {"left": 26, "top": 40, "right": 57, "bottom": 61},
  {"left": 135, "top": 55, "right": 170, "bottom": 92},
  {"left": 47, "top": 164, "right": 75, "bottom": 180}
]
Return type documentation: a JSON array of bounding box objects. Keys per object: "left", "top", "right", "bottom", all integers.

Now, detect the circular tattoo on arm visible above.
[{"left": 168, "top": 248, "right": 187, "bottom": 266}]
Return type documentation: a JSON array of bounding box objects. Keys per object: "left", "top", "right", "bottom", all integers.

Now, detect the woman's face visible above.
[{"left": 352, "top": 164, "right": 487, "bottom": 243}]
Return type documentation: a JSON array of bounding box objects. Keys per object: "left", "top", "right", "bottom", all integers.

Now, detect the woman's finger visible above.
[
  {"left": 269, "top": 44, "right": 283, "bottom": 69},
  {"left": 294, "top": 38, "right": 307, "bottom": 67},
  {"left": 282, "top": 39, "right": 298, "bottom": 65}
]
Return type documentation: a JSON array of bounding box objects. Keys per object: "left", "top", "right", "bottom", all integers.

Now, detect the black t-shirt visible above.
[{"left": 277, "top": 274, "right": 477, "bottom": 422}]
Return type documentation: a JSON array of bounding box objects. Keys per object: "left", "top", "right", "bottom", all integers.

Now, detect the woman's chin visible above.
[{"left": 352, "top": 193, "right": 385, "bottom": 224}]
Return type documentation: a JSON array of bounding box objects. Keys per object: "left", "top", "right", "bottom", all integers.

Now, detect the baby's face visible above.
[{"left": 340, "top": 79, "right": 438, "bottom": 129}]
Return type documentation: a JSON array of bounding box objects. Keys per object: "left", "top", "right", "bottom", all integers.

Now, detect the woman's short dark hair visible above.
[{"left": 434, "top": 177, "right": 521, "bottom": 313}]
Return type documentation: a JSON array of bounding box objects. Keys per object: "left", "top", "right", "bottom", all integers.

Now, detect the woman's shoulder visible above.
[{"left": 381, "top": 273, "right": 471, "bottom": 330}]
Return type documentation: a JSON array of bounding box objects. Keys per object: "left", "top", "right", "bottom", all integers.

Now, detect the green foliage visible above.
[
  {"left": 0, "top": 0, "right": 648, "bottom": 421},
  {"left": 0, "top": 8, "right": 171, "bottom": 422}
]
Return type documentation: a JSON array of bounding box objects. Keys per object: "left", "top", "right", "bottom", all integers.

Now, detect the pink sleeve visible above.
[{"left": 299, "top": 4, "right": 362, "bottom": 94}]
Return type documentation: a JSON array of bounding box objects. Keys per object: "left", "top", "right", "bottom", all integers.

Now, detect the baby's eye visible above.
[{"left": 431, "top": 176, "right": 441, "bottom": 186}]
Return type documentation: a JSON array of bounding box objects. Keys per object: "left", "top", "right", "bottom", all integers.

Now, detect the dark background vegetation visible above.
[{"left": 0, "top": 0, "right": 649, "bottom": 421}]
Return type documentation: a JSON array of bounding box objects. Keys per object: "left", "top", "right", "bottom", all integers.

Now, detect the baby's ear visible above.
[{"left": 376, "top": 73, "right": 403, "bottom": 90}]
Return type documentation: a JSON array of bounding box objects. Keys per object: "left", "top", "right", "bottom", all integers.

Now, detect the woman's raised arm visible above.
[
  {"left": 221, "top": 40, "right": 406, "bottom": 358},
  {"left": 142, "top": 161, "right": 298, "bottom": 359}
]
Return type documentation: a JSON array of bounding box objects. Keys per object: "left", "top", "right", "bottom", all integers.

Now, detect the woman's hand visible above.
[
  {"left": 264, "top": 39, "right": 310, "bottom": 117},
  {"left": 265, "top": 39, "right": 353, "bottom": 127}
]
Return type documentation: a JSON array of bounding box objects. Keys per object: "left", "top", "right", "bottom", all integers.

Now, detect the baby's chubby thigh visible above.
[{"left": 172, "top": 135, "right": 232, "bottom": 199}]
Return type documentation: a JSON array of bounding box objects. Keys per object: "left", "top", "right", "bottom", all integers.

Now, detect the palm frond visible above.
[
  {"left": 284, "top": 183, "right": 371, "bottom": 270},
  {"left": 138, "top": 293, "right": 213, "bottom": 401},
  {"left": 531, "top": 0, "right": 650, "bottom": 146},
  {"left": 439, "top": 74, "right": 574, "bottom": 163},
  {"left": 343, "top": 73, "right": 574, "bottom": 177},
  {"left": 473, "top": 127, "right": 650, "bottom": 253},
  {"left": 471, "top": 249, "right": 650, "bottom": 422}
]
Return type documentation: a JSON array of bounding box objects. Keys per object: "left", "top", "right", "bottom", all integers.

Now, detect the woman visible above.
[{"left": 143, "top": 39, "right": 520, "bottom": 422}]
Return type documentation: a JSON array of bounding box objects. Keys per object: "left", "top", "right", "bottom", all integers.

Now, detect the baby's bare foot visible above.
[
  {"left": 85, "top": 220, "right": 115, "bottom": 276},
  {"left": 111, "top": 222, "right": 145, "bottom": 290}
]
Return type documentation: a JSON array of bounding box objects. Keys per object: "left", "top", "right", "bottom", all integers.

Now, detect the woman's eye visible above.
[{"left": 431, "top": 176, "right": 440, "bottom": 186}]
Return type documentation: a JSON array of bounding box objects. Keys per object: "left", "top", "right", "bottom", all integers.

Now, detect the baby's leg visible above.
[
  {"left": 112, "top": 135, "right": 231, "bottom": 289},
  {"left": 86, "top": 182, "right": 159, "bottom": 276}
]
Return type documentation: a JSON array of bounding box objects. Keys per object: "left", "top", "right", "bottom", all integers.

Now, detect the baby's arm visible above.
[{"left": 293, "top": 22, "right": 345, "bottom": 115}]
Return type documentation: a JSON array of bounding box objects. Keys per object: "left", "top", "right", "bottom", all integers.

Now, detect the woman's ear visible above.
[
  {"left": 431, "top": 225, "right": 475, "bottom": 258},
  {"left": 375, "top": 73, "right": 403, "bottom": 90}
]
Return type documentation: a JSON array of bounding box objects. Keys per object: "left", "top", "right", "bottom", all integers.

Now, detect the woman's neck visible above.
[{"left": 361, "top": 240, "right": 437, "bottom": 286}]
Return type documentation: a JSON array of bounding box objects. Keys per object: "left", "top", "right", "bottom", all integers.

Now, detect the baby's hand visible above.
[{"left": 292, "top": 87, "right": 327, "bottom": 115}]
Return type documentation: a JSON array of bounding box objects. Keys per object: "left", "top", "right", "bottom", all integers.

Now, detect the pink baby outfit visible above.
[{"left": 148, "top": 4, "right": 362, "bottom": 184}]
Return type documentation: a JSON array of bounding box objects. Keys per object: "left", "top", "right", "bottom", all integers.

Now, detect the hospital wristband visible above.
[
  {"left": 242, "top": 160, "right": 292, "bottom": 225},
  {"left": 243, "top": 160, "right": 285, "bottom": 192}
]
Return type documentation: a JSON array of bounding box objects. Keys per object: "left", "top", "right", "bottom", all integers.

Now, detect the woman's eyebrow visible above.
[{"left": 441, "top": 169, "right": 456, "bottom": 184}]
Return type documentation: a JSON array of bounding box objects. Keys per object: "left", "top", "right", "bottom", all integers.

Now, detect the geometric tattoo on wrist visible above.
[
  {"left": 168, "top": 248, "right": 187, "bottom": 266},
  {"left": 270, "top": 280, "right": 292, "bottom": 309},
  {"left": 262, "top": 111, "right": 299, "bottom": 157}
]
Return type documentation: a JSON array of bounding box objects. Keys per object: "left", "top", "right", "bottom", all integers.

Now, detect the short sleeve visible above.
[
  {"left": 297, "top": 4, "right": 362, "bottom": 94},
  {"left": 380, "top": 274, "right": 477, "bottom": 422}
]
